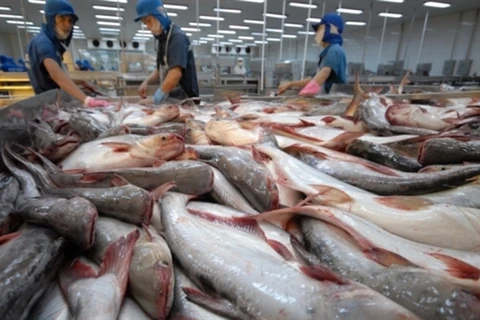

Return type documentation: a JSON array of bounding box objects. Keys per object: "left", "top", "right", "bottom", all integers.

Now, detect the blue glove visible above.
[{"left": 152, "top": 88, "right": 168, "bottom": 104}]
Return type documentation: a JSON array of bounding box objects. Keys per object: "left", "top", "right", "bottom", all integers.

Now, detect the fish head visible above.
[
  {"left": 41, "top": 135, "right": 80, "bottom": 161},
  {"left": 155, "top": 105, "right": 180, "bottom": 121},
  {"left": 138, "top": 133, "right": 185, "bottom": 160}
]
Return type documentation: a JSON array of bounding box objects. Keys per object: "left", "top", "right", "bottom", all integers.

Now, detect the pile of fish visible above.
[{"left": 1, "top": 82, "right": 480, "bottom": 320}]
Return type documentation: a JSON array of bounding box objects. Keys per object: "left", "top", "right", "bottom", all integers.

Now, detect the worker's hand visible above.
[
  {"left": 299, "top": 80, "right": 321, "bottom": 96},
  {"left": 138, "top": 80, "right": 149, "bottom": 99},
  {"left": 138, "top": 98, "right": 154, "bottom": 106},
  {"left": 84, "top": 97, "right": 110, "bottom": 108},
  {"left": 152, "top": 88, "right": 168, "bottom": 105},
  {"left": 277, "top": 82, "right": 291, "bottom": 95}
]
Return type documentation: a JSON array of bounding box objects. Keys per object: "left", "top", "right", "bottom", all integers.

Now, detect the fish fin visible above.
[
  {"left": 100, "top": 142, "right": 132, "bottom": 152},
  {"left": 151, "top": 181, "right": 177, "bottom": 202},
  {"left": 62, "top": 169, "right": 85, "bottom": 174},
  {"left": 271, "top": 125, "right": 324, "bottom": 142},
  {"left": 364, "top": 247, "right": 416, "bottom": 268},
  {"left": 238, "top": 121, "right": 259, "bottom": 130},
  {"left": 142, "top": 109, "right": 155, "bottom": 115},
  {"left": 266, "top": 239, "right": 294, "bottom": 261},
  {"left": 299, "top": 265, "right": 348, "bottom": 285},
  {"left": 155, "top": 262, "right": 173, "bottom": 320},
  {"left": 376, "top": 196, "right": 433, "bottom": 211},
  {"left": 322, "top": 132, "right": 365, "bottom": 152},
  {"left": 0, "top": 231, "right": 22, "bottom": 245},
  {"left": 173, "top": 147, "right": 199, "bottom": 161},
  {"left": 283, "top": 144, "right": 328, "bottom": 160},
  {"left": 99, "top": 230, "right": 140, "bottom": 295},
  {"left": 142, "top": 224, "right": 154, "bottom": 242},
  {"left": 78, "top": 173, "right": 108, "bottom": 184},
  {"left": 428, "top": 252, "right": 480, "bottom": 280},
  {"left": 246, "top": 208, "right": 298, "bottom": 230},
  {"left": 300, "top": 119, "right": 316, "bottom": 127},
  {"left": 361, "top": 162, "right": 400, "bottom": 177},
  {"left": 290, "top": 235, "right": 322, "bottom": 266},
  {"left": 182, "top": 287, "right": 247, "bottom": 320},
  {"left": 321, "top": 116, "right": 337, "bottom": 124},
  {"left": 111, "top": 174, "right": 130, "bottom": 187},
  {"left": 295, "top": 192, "right": 323, "bottom": 207},
  {"left": 251, "top": 145, "right": 271, "bottom": 164},
  {"left": 59, "top": 260, "right": 98, "bottom": 293},
  {"left": 309, "top": 185, "right": 354, "bottom": 205},
  {"left": 152, "top": 160, "right": 167, "bottom": 167}
]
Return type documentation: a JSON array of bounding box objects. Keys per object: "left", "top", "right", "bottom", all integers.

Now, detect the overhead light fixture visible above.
[
  {"left": 229, "top": 39, "right": 243, "bottom": 43},
  {"left": 163, "top": 4, "right": 188, "bottom": 10},
  {"left": 100, "top": 31, "right": 119, "bottom": 34},
  {"left": 239, "top": 36, "right": 254, "bottom": 40},
  {"left": 190, "top": 22, "right": 211, "bottom": 27},
  {"left": 264, "top": 13, "right": 287, "bottom": 19},
  {"left": 379, "top": 12, "right": 403, "bottom": 18},
  {"left": 218, "top": 30, "right": 236, "bottom": 34},
  {"left": 244, "top": 19, "right": 264, "bottom": 25},
  {"left": 423, "top": 1, "right": 451, "bottom": 8},
  {"left": 74, "top": 26, "right": 79, "bottom": 29},
  {"left": 136, "top": 33, "right": 153, "bottom": 37},
  {"left": 284, "top": 23, "right": 303, "bottom": 28},
  {"left": 282, "top": 34, "right": 297, "bottom": 38},
  {"left": 137, "top": 30, "right": 152, "bottom": 34},
  {"left": 208, "top": 34, "right": 225, "bottom": 38},
  {"left": 200, "top": 15, "right": 224, "bottom": 21},
  {"left": 97, "top": 21, "right": 121, "bottom": 26},
  {"left": 252, "top": 32, "right": 267, "bottom": 36},
  {"left": 0, "top": 6, "right": 11, "bottom": 11},
  {"left": 213, "top": 8, "right": 241, "bottom": 14},
  {"left": 93, "top": 5, "right": 125, "bottom": 12},
  {"left": 7, "top": 20, "right": 33, "bottom": 25},
  {"left": 39, "top": 10, "right": 44, "bottom": 14},
  {"left": 181, "top": 27, "right": 201, "bottom": 32},
  {"left": 28, "top": 0, "right": 45, "bottom": 4},
  {"left": 306, "top": 18, "right": 321, "bottom": 22},
  {"left": 17, "top": 25, "right": 41, "bottom": 29},
  {"left": 186, "top": 33, "right": 193, "bottom": 36},
  {"left": 230, "top": 25, "right": 250, "bottom": 30},
  {"left": 95, "top": 15, "right": 122, "bottom": 20},
  {"left": 267, "top": 38, "right": 281, "bottom": 41},
  {"left": 0, "top": 14, "right": 24, "bottom": 19},
  {"left": 346, "top": 21, "right": 367, "bottom": 26},
  {"left": 236, "top": 0, "right": 264, "bottom": 2},
  {"left": 99, "top": 28, "right": 120, "bottom": 32},
  {"left": 168, "top": 12, "right": 178, "bottom": 17},
  {"left": 289, "top": 2, "right": 318, "bottom": 9},
  {"left": 266, "top": 28, "right": 283, "bottom": 33},
  {"left": 377, "top": 0, "right": 404, "bottom": 2},
  {"left": 298, "top": 31, "right": 315, "bottom": 35},
  {"left": 337, "top": 8, "right": 363, "bottom": 14},
  {"left": 255, "top": 40, "right": 268, "bottom": 44},
  {"left": 201, "top": 37, "right": 215, "bottom": 41},
  {"left": 198, "top": 40, "right": 208, "bottom": 44},
  {"left": 220, "top": 41, "right": 233, "bottom": 45},
  {"left": 134, "top": 37, "right": 150, "bottom": 41}
]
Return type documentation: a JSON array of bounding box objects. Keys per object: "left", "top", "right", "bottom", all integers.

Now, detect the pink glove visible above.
[
  {"left": 299, "top": 80, "right": 322, "bottom": 96},
  {"left": 84, "top": 96, "right": 110, "bottom": 108}
]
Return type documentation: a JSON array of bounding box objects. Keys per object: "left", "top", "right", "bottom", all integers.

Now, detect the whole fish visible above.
[
  {"left": 68, "top": 111, "right": 109, "bottom": 141},
  {"left": 255, "top": 144, "right": 480, "bottom": 251},
  {"left": 300, "top": 217, "right": 480, "bottom": 319},
  {"left": 0, "top": 173, "right": 19, "bottom": 205},
  {"left": 7, "top": 147, "right": 154, "bottom": 225},
  {"left": 346, "top": 139, "right": 422, "bottom": 172},
  {"left": 0, "top": 225, "right": 66, "bottom": 320},
  {"left": 59, "top": 133, "right": 185, "bottom": 172},
  {"left": 13, "top": 196, "right": 98, "bottom": 250},
  {"left": 1, "top": 147, "right": 41, "bottom": 199},
  {"left": 127, "top": 123, "right": 186, "bottom": 137},
  {"left": 90, "top": 217, "right": 174, "bottom": 320},
  {"left": 28, "top": 283, "right": 71, "bottom": 320},
  {"left": 118, "top": 297, "right": 151, "bottom": 320},
  {"left": 205, "top": 119, "right": 276, "bottom": 146},
  {"left": 303, "top": 101, "right": 348, "bottom": 116},
  {"left": 59, "top": 230, "right": 139, "bottom": 320},
  {"left": 192, "top": 145, "right": 279, "bottom": 212},
  {"left": 28, "top": 120, "right": 79, "bottom": 161},
  {"left": 169, "top": 264, "right": 228, "bottom": 320},
  {"left": 419, "top": 138, "right": 480, "bottom": 165},
  {"left": 161, "top": 192, "right": 418, "bottom": 320},
  {"left": 122, "top": 105, "right": 180, "bottom": 126}
]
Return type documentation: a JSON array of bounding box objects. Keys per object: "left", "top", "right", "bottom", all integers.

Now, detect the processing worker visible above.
[
  {"left": 277, "top": 13, "right": 347, "bottom": 95},
  {"left": 135, "top": 0, "right": 200, "bottom": 104},
  {"left": 25, "top": 0, "right": 109, "bottom": 107}
]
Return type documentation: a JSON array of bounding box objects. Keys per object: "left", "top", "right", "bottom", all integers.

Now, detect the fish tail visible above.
[
  {"left": 0, "top": 230, "right": 22, "bottom": 245},
  {"left": 155, "top": 262, "right": 173, "bottom": 320},
  {"left": 59, "top": 260, "right": 98, "bottom": 295},
  {"left": 429, "top": 252, "right": 480, "bottom": 280}
]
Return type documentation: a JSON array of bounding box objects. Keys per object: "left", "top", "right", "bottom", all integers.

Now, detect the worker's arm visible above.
[
  {"left": 160, "top": 66, "right": 182, "bottom": 94},
  {"left": 144, "top": 69, "right": 161, "bottom": 86},
  {"left": 43, "top": 58, "right": 87, "bottom": 102},
  {"left": 277, "top": 77, "right": 312, "bottom": 95},
  {"left": 299, "top": 67, "right": 332, "bottom": 96},
  {"left": 312, "top": 66, "right": 332, "bottom": 86}
]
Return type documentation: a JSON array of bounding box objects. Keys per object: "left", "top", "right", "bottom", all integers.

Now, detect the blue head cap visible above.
[
  {"left": 134, "top": 0, "right": 172, "bottom": 32},
  {"left": 311, "top": 13, "right": 344, "bottom": 45},
  {"left": 43, "top": 0, "right": 78, "bottom": 41}
]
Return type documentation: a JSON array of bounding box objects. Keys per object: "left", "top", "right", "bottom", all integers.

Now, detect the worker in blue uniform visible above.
[
  {"left": 135, "top": 0, "right": 199, "bottom": 105},
  {"left": 25, "top": 0, "right": 109, "bottom": 107},
  {"left": 278, "top": 13, "right": 347, "bottom": 95}
]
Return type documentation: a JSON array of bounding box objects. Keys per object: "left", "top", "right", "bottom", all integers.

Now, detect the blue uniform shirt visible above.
[
  {"left": 25, "top": 27, "right": 68, "bottom": 94},
  {"left": 156, "top": 24, "right": 199, "bottom": 99},
  {"left": 317, "top": 43, "right": 347, "bottom": 94}
]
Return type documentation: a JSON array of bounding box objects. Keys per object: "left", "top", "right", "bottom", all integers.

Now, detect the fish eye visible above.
[{"left": 162, "top": 136, "right": 166, "bottom": 141}]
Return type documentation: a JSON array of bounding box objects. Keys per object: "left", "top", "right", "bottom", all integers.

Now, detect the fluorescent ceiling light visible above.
[
  {"left": 230, "top": 25, "right": 250, "bottom": 30},
  {"left": 282, "top": 34, "right": 297, "bottom": 38},
  {"left": 264, "top": 13, "right": 287, "bottom": 19},
  {"left": 266, "top": 28, "right": 283, "bottom": 33},
  {"left": 40, "top": 10, "right": 44, "bottom": 14},
  {"left": 218, "top": 30, "right": 236, "bottom": 34},
  {"left": 245, "top": 43, "right": 257, "bottom": 46},
  {"left": 377, "top": 0, "right": 404, "bottom": 2},
  {"left": 7, "top": 20, "right": 33, "bottom": 25},
  {"left": 0, "top": 14, "right": 24, "bottom": 19},
  {"left": 198, "top": 40, "right": 208, "bottom": 44},
  {"left": 181, "top": 27, "right": 201, "bottom": 32},
  {"left": 168, "top": 12, "right": 178, "bottom": 17},
  {"left": 298, "top": 31, "right": 315, "bottom": 35},
  {"left": 306, "top": 18, "right": 321, "bottom": 22},
  {"left": 255, "top": 40, "right": 268, "bottom": 44},
  {"left": 74, "top": 26, "right": 79, "bottom": 29},
  {"left": 93, "top": 5, "right": 125, "bottom": 12},
  {"left": 186, "top": 33, "right": 193, "bottom": 36},
  {"left": 337, "top": 8, "right": 363, "bottom": 14},
  {"left": 239, "top": 36, "right": 254, "bottom": 40},
  {"left": 97, "top": 21, "right": 120, "bottom": 26},
  {"left": 208, "top": 34, "right": 225, "bottom": 38},
  {"left": 213, "top": 8, "right": 241, "bottom": 14},
  {"left": 200, "top": 15, "right": 224, "bottom": 21},
  {"left": 99, "top": 28, "right": 120, "bottom": 32},
  {"left": 100, "top": 31, "right": 119, "bottom": 34},
  {"left": 252, "top": 32, "right": 267, "bottom": 36},
  {"left": 163, "top": 4, "right": 188, "bottom": 10},
  {"left": 346, "top": 21, "right": 367, "bottom": 26},
  {"left": 423, "top": 1, "right": 451, "bottom": 8},
  {"left": 17, "top": 25, "right": 40, "bottom": 29},
  {"left": 379, "top": 12, "right": 403, "bottom": 18},
  {"left": 101, "top": 38, "right": 117, "bottom": 41},
  {"left": 220, "top": 42, "right": 233, "bottom": 45},
  {"left": 136, "top": 33, "right": 153, "bottom": 37},
  {"left": 137, "top": 30, "right": 151, "bottom": 34},
  {"left": 201, "top": 37, "right": 215, "bottom": 41},
  {"left": 190, "top": 22, "right": 211, "bottom": 27},
  {"left": 134, "top": 37, "right": 150, "bottom": 41},
  {"left": 229, "top": 39, "right": 243, "bottom": 43},
  {"left": 236, "top": 0, "right": 264, "bottom": 2},
  {"left": 0, "top": 6, "right": 11, "bottom": 11},
  {"left": 95, "top": 15, "right": 122, "bottom": 20},
  {"left": 28, "top": 0, "right": 45, "bottom": 4},
  {"left": 284, "top": 23, "right": 303, "bottom": 28},
  {"left": 267, "top": 38, "right": 281, "bottom": 41},
  {"left": 289, "top": 2, "right": 317, "bottom": 9},
  {"left": 244, "top": 19, "right": 264, "bottom": 25}
]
